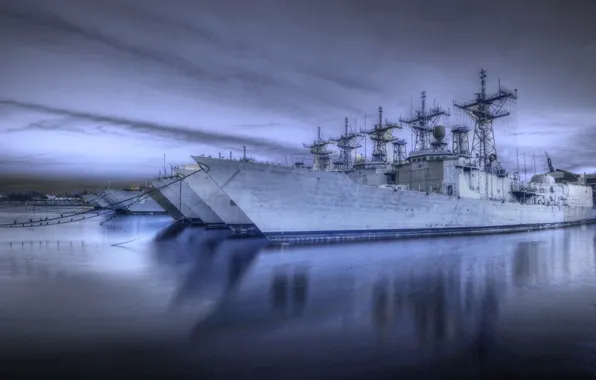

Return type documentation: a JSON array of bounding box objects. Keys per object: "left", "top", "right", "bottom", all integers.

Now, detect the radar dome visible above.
[{"left": 433, "top": 125, "right": 446, "bottom": 141}]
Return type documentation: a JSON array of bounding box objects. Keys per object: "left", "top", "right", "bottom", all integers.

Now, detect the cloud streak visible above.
[
  {"left": 0, "top": 99, "right": 307, "bottom": 156},
  {"left": 0, "top": 153, "right": 48, "bottom": 165},
  {"left": 4, "top": 116, "right": 91, "bottom": 135}
]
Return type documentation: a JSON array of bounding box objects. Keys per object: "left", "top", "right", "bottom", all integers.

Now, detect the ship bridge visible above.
[{"left": 407, "top": 149, "right": 455, "bottom": 162}]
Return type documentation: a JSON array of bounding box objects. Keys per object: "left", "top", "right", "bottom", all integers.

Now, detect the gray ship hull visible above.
[
  {"left": 81, "top": 194, "right": 99, "bottom": 207},
  {"left": 103, "top": 189, "right": 165, "bottom": 214},
  {"left": 192, "top": 156, "right": 596, "bottom": 243},
  {"left": 90, "top": 191, "right": 112, "bottom": 208},
  {"left": 151, "top": 177, "right": 221, "bottom": 225},
  {"left": 177, "top": 167, "right": 257, "bottom": 233},
  {"left": 147, "top": 181, "right": 185, "bottom": 221}
]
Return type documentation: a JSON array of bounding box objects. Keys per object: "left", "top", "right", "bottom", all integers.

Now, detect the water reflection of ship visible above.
[
  {"left": 511, "top": 228, "right": 596, "bottom": 287},
  {"left": 370, "top": 267, "right": 500, "bottom": 350},
  {"left": 183, "top": 229, "right": 596, "bottom": 376},
  {"left": 271, "top": 267, "right": 309, "bottom": 317},
  {"left": 166, "top": 233, "right": 268, "bottom": 311}
]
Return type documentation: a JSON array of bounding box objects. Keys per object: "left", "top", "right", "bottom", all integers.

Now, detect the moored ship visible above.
[
  {"left": 190, "top": 70, "right": 596, "bottom": 243},
  {"left": 149, "top": 174, "right": 222, "bottom": 226},
  {"left": 176, "top": 164, "right": 258, "bottom": 233},
  {"left": 102, "top": 188, "right": 165, "bottom": 215}
]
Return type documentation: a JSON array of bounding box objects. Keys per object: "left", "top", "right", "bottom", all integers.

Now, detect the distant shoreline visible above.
[{"left": 0, "top": 201, "right": 88, "bottom": 207}]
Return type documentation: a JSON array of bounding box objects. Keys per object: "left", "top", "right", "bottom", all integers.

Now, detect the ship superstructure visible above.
[{"left": 399, "top": 91, "right": 450, "bottom": 154}]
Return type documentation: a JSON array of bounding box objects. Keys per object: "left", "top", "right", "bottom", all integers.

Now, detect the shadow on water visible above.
[{"left": 3, "top": 213, "right": 596, "bottom": 378}]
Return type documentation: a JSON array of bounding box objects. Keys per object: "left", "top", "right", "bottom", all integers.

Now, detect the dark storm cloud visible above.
[
  {"left": 559, "top": 124, "right": 596, "bottom": 172},
  {"left": 233, "top": 122, "right": 282, "bottom": 129},
  {"left": 106, "top": 0, "right": 381, "bottom": 94},
  {"left": 0, "top": 5, "right": 213, "bottom": 80},
  {"left": 0, "top": 100, "right": 306, "bottom": 156},
  {"left": 0, "top": 1, "right": 368, "bottom": 117}
]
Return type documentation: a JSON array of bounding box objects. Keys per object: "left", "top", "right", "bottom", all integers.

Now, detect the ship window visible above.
[{"left": 230, "top": 200, "right": 236, "bottom": 206}]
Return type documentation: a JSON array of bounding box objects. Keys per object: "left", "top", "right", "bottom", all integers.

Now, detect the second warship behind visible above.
[
  {"left": 148, "top": 174, "right": 217, "bottom": 224},
  {"left": 191, "top": 70, "right": 596, "bottom": 243},
  {"left": 101, "top": 188, "right": 165, "bottom": 214}
]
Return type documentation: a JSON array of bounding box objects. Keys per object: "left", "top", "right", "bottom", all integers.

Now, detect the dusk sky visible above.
[{"left": 1, "top": 0, "right": 595, "bottom": 192}]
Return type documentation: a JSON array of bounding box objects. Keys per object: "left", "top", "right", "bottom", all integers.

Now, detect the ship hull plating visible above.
[
  {"left": 82, "top": 194, "right": 102, "bottom": 208},
  {"left": 148, "top": 181, "right": 185, "bottom": 220},
  {"left": 91, "top": 192, "right": 112, "bottom": 209},
  {"left": 149, "top": 177, "right": 218, "bottom": 224},
  {"left": 192, "top": 157, "right": 596, "bottom": 244},
  {"left": 176, "top": 167, "right": 258, "bottom": 234}
]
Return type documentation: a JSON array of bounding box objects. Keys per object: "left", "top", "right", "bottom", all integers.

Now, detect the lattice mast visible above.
[
  {"left": 392, "top": 139, "right": 408, "bottom": 165},
  {"left": 453, "top": 69, "right": 517, "bottom": 171},
  {"left": 330, "top": 117, "right": 362, "bottom": 171},
  {"left": 399, "top": 91, "right": 449, "bottom": 153},
  {"left": 361, "top": 106, "right": 401, "bottom": 163},
  {"left": 451, "top": 125, "right": 470, "bottom": 157},
  {"left": 303, "top": 126, "right": 332, "bottom": 171}
]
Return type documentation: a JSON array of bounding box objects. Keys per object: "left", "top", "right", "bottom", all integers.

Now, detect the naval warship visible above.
[
  {"left": 82, "top": 192, "right": 112, "bottom": 209},
  {"left": 175, "top": 164, "right": 257, "bottom": 233},
  {"left": 147, "top": 180, "right": 186, "bottom": 220},
  {"left": 102, "top": 188, "right": 165, "bottom": 214},
  {"left": 191, "top": 70, "right": 596, "bottom": 243},
  {"left": 149, "top": 174, "right": 221, "bottom": 225}
]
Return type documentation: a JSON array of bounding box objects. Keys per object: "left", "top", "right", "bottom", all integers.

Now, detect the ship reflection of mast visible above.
[{"left": 271, "top": 267, "right": 309, "bottom": 318}]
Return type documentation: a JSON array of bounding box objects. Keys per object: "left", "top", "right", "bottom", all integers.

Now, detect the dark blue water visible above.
[{"left": 2, "top": 206, "right": 596, "bottom": 378}]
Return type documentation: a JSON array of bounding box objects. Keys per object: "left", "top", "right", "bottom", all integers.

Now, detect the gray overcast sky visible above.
[{"left": 0, "top": 0, "right": 595, "bottom": 192}]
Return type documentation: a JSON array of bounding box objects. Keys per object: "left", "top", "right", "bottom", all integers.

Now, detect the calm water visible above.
[{"left": 2, "top": 206, "right": 596, "bottom": 378}]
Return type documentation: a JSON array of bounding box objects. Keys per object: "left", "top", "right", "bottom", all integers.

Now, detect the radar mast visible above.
[
  {"left": 453, "top": 69, "right": 517, "bottom": 172},
  {"left": 361, "top": 106, "right": 401, "bottom": 163},
  {"left": 303, "top": 127, "right": 332, "bottom": 171}
]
